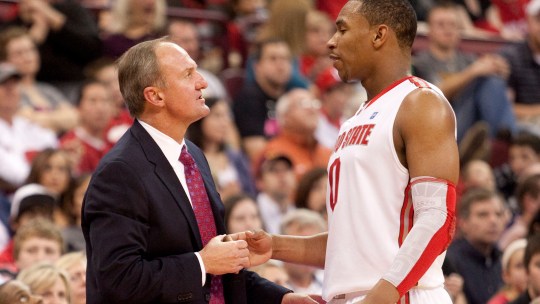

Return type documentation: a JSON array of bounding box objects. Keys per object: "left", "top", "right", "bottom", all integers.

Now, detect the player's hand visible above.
[
  {"left": 282, "top": 293, "right": 322, "bottom": 303},
  {"left": 226, "top": 230, "right": 273, "bottom": 266},
  {"left": 199, "top": 234, "right": 250, "bottom": 275}
]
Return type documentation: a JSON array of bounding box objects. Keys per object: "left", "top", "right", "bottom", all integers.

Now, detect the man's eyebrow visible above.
[{"left": 336, "top": 19, "right": 345, "bottom": 27}]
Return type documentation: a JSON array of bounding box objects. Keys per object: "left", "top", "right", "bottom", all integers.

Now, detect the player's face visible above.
[{"left": 328, "top": 1, "right": 372, "bottom": 83}]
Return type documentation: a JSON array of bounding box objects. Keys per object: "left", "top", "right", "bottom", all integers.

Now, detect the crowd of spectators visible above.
[{"left": 0, "top": 0, "right": 540, "bottom": 303}]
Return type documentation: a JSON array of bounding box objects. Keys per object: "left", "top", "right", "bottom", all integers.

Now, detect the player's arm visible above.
[
  {"left": 230, "top": 230, "right": 328, "bottom": 269},
  {"left": 361, "top": 88, "right": 459, "bottom": 304},
  {"left": 272, "top": 232, "right": 328, "bottom": 268}
]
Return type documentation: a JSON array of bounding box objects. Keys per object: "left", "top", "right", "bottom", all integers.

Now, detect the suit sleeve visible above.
[{"left": 83, "top": 160, "right": 203, "bottom": 303}]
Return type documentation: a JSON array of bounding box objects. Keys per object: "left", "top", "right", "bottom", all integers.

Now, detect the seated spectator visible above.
[
  {"left": 0, "top": 63, "right": 57, "bottom": 191},
  {"left": 0, "top": 27, "right": 78, "bottom": 134},
  {"left": 187, "top": 97, "right": 255, "bottom": 199},
  {"left": 0, "top": 279, "right": 43, "bottom": 302},
  {"left": 4, "top": 0, "right": 102, "bottom": 101},
  {"left": 280, "top": 209, "right": 326, "bottom": 295},
  {"left": 55, "top": 251, "right": 86, "bottom": 304},
  {"left": 102, "top": 0, "right": 167, "bottom": 58},
  {"left": 60, "top": 80, "right": 115, "bottom": 175},
  {"left": 254, "top": 0, "right": 311, "bottom": 89},
  {"left": 495, "top": 132, "right": 540, "bottom": 204},
  {"left": 17, "top": 262, "right": 70, "bottom": 304},
  {"left": 500, "top": 175, "right": 540, "bottom": 250},
  {"left": 508, "top": 233, "right": 540, "bottom": 303},
  {"left": 167, "top": 20, "right": 229, "bottom": 100},
  {"left": 489, "top": 238, "right": 528, "bottom": 304},
  {"left": 224, "top": 193, "right": 264, "bottom": 234},
  {"left": 255, "top": 155, "right": 296, "bottom": 234},
  {"left": 499, "top": 0, "right": 540, "bottom": 128},
  {"left": 232, "top": 38, "right": 293, "bottom": 162},
  {"left": 25, "top": 148, "right": 74, "bottom": 227},
  {"left": 413, "top": 2, "right": 516, "bottom": 142},
  {"left": 447, "top": 187, "right": 506, "bottom": 304},
  {"left": 13, "top": 219, "right": 64, "bottom": 273},
  {"left": 461, "top": 159, "right": 497, "bottom": 191},
  {"left": 0, "top": 184, "right": 56, "bottom": 273},
  {"left": 84, "top": 57, "right": 132, "bottom": 144},
  {"left": 294, "top": 167, "right": 327, "bottom": 219},
  {"left": 260, "top": 88, "right": 332, "bottom": 179}
]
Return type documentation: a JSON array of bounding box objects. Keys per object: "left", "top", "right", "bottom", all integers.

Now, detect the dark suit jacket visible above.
[{"left": 82, "top": 120, "right": 290, "bottom": 303}]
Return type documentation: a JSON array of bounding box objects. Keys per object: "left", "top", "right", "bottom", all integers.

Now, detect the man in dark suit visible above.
[{"left": 82, "top": 37, "right": 318, "bottom": 303}]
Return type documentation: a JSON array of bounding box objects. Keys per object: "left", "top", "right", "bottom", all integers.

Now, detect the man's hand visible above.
[
  {"left": 282, "top": 293, "right": 323, "bottom": 303},
  {"left": 199, "top": 235, "right": 249, "bottom": 275},
  {"left": 227, "top": 230, "right": 273, "bottom": 267}
]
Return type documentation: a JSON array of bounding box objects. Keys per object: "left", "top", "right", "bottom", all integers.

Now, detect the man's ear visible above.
[
  {"left": 143, "top": 86, "right": 165, "bottom": 107},
  {"left": 372, "top": 25, "right": 389, "bottom": 49}
]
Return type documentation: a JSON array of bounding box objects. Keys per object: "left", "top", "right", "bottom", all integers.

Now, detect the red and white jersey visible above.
[{"left": 323, "top": 76, "right": 450, "bottom": 300}]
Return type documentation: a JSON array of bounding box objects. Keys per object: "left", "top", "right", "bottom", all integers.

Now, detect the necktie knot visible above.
[{"left": 179, "top": 146, "right": 195, "bottom": 167}]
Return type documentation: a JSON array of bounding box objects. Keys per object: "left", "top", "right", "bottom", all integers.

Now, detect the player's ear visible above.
[{"left": 372, "top": 25, "right": 388, "bottom": 49}]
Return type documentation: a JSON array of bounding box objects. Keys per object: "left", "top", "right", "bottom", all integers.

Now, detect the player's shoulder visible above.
[
  {"left": 396, "top": 81, "right": 455, "bottom": 134},
  {"left": 401, "top": 83, "right": 452, "bottom": 117}
]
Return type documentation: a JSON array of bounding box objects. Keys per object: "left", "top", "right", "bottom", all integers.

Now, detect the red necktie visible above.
[{"left": 179, "top": 146, "right": 225, "bottom": 304}]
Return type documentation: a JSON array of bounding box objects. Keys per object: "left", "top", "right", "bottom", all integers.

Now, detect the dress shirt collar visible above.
[{"left": 138, "top": 119, "right": 186, "bottom": 163}]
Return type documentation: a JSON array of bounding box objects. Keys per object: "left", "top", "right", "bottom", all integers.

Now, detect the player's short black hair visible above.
[{"left": 350, "top": 0, "right": 417, "bottom": 49}]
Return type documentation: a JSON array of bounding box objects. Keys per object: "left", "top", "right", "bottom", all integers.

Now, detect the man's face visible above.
[
  {"left": 327, "top": 1, "right": 372, "bottom": 83},
  {"left": 79, "top": 83, "right": 114, "bottom": 134},
  {"left": 6, "top": 35, "right": 39, "bottom": 77},
  {"left": 254, "top": 42, "right": 292, "bottom": 89},
  {"left": 281, "top": 89, "right": 320, "bottom": 135},
  {"left": 16, "top": 237, "right": 62, "bottom": 270},
  {"left": 427, "top": 7, "right": 461, "bottom": 51},
  {"left": 460, "top": 197, "right": 506, "bottom": 246},
  {"left": 259, "top": 160, "right": 296, "bottom": 201},
  {"left": 155, "top": 43, "right": 209, "bottom": 125}
]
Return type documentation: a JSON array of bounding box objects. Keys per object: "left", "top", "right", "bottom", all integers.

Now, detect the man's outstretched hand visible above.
[
  {"left": 282, "top": 293, "right": 325, "bottom": 303},
  {"left": 226, "top": 230, "right": 273, "bottom": 267}
]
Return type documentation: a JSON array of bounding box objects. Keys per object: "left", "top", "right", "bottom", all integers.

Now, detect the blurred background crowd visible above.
[{"left": 0, "top": 0, "right": 540, "bottom": 303}]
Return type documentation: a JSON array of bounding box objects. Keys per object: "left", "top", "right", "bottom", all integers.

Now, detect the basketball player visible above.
[{"left": 231, "top": 0, "right": 459, "bottom": 303}]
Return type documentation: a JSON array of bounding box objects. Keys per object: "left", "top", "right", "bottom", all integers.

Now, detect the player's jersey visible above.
[{"left": 323, "top": 76, "right": 450, "bottom": 300}]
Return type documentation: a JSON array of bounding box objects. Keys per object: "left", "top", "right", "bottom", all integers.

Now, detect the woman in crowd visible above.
[
  {"left": 224, "top": 193, "right": 264, "bottom": 233},
  {"left": 17, "top": 263, "right": 70, "bottom": 304},
  {"left": 55, "top": 252, "right": 86, "bottom": 304}
]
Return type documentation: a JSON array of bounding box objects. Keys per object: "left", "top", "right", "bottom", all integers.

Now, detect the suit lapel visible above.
[{"left": 130, "top": 120, "right": 204, "bottom": 248}]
